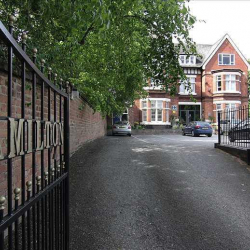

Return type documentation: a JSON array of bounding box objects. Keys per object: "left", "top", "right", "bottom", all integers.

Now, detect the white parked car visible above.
[{"left": 112, "top": 121, "right": 131, "bottom": 136}]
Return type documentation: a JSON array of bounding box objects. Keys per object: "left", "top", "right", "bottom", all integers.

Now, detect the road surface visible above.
[{"left": 70, "top": 134, "right": 250, "bottom": 250}]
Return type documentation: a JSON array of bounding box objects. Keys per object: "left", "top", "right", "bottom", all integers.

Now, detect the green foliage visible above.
[
  {"left": 25, "top": 102, "right": 31, "bottom": 107},
  {"left": 208, "top": 116, "right": 214, "bottom": 122},
  {"left": 1, "top": 0, "right": 197, "bottom": 115},
  {"left": 78, "top": 103, "right": 85, "bottom": 111},
  {"left": 25, "top": 84, "right": 31, "bottom": 91},
  {"left": 172, "top": 125, "right": 179, "bottom": 130}
]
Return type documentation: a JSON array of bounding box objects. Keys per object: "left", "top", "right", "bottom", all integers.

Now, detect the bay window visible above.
[
  {"left": 157, "top": 109, "right": 162, "bottom": 121},
  {"left": 225, "top": 75, "right": 236, "bottom": 91},
  {"left": 151, "top": 100, "right": 156, "bottom": 108},
  {"left": 151, "top": 109, "right": 156, "bottom": 121},
  {"left": 216, "top": 75, "right": 222, "bottom": 91},
  {"left": 140, "top": 99, "right": 170, "bottom": 124},
  {"left": 142, "top": 100, "right": 147, "bottom": 109},
  {"left": 225, "top": 103, "right": 236, "bottom": 120},
  {"left": 214, "top": 73, "right": 240, "bottom": 93},
  {"left": 142, "top": 110, "right": 147, "bottom": 122}
]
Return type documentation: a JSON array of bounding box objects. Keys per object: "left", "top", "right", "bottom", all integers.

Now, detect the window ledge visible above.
[
  {"left": 218, "top": 64, "right": 235, "bottom": 66},
  {"left": 179, "top": 92, "right": 197, "bottom": 95},
  {"left": 213, "top": 91, "right": 241, "bottom": 94}
]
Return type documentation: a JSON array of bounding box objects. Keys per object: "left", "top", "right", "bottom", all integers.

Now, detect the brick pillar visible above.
[
  {"left": 163, "top": 101, "right": 166, "bottom": 122},
  {"left": 147, "top": 100, "right": 151, "bottom": 122}
]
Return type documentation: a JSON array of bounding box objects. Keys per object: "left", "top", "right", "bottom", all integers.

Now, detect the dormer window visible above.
[
  {"left": 218, "top": 53, "right": 235, "bottom": 65},
  {"left": 179, "top": 55, "right": 196, "bottom": 65},
  {"left": 180, "top": 55, "right": 185, "bottom": 64}
]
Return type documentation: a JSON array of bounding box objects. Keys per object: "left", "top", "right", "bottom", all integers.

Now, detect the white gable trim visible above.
[{"left": 202, "top": 34, "right": 250, "bottom": 70}]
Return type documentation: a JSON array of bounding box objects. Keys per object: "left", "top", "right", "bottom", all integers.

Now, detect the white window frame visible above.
[
  {"left": 140, "top": 98, "right": 170, "bottom": 125},
  {"left": 225, "top": 103, "right": 236, "bottom": 110},
  {"left": 151, "top": 100, "right": 163, "bottom": 122},
  {"left": 142, "top": 100, "right": 147, "bottom": 109},
  {"left": 143, "top": 78, "right": 164, "bottom": 90},
  {"left": 179, "top": 76, "right": 196, "bottom": 95},
  {"left": 216, "top": 104, "right": 222, "bottom": 123},
  {"left": 142, "top": 109, "right": 147, "bottom": 122},
  {"left": 216, "top": 75, "right": 222, "bottom": 91},
  {"left": 151, "top": 100, "right": 156, "bottom": 108},
  {"left": 151, "top": 109, "right": 156, "bottom": 122},
  {"left": 213, "top": 72, "right": 241, "bottom": 94},
  {"left": 225, "top": 74, "right": 236, "bottom": 91},
  {"left": 218, "top": 53, "right": 235, "bottom": 65},
  {"left": 225, "top": 103, "right": 236, "bottom": 120},
  {"left": 179, "top": 55, "right": 196, "bottom": 66}
]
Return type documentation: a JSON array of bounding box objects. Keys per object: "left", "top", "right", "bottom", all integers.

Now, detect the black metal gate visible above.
[{"left": 0, "top": 16, "right": 70, "bottom": 249}]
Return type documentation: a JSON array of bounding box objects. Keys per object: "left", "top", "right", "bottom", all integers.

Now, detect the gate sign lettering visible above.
[
  {"left": 172, "top": 105, "right": 177, "bottom": 111},
  {"left": 0, "top": 118, "right": 64, "bottom": 159}
]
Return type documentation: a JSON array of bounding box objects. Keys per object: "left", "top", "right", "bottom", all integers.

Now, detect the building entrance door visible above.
[{"left": 179, "top": 105, "right": 200, "bottom": 124}]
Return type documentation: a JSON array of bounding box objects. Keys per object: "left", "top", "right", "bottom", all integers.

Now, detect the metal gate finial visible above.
[
  {"left": 0, "top": 196, "right": 6, "bottom": 210},
  {"left": 14, "top": 188, "right": 21, "bottom": 200}
]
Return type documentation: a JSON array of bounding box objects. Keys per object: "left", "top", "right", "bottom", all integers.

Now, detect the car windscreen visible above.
[
  {"left": 114, "top": 121, "right": 128, "bottom": 125},
  {"left": 197, "top": 122, "right": 210, "bottom": 126}
]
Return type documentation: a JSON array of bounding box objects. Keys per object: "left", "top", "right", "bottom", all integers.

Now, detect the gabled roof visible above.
[{"left": 202, "top": 34, "right": 250, "bottom": 70}]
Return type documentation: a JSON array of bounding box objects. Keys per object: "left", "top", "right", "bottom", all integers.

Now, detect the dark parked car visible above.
[
  {"left": 220, "top": 119, "right": 241, "bottom": 134},
  {"left": 228, "top": 119, "right": 250, "bottom": 142},
  {"left": 182, "top": 121, "right": 213, "bottom": 137}
]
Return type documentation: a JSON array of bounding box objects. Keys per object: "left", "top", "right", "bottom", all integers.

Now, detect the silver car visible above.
[{"left": 112, "top": 121, "right": 131, "bottom": 136}]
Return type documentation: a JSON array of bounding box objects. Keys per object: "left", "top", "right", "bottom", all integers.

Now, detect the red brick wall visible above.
[
  {"left": 69, "top": 96, "right": 107, "bottom": 154},
  {"left": 0, "top": 71, "right": 106, "bottom": 200},
  {"left": 203, "top": 38, "right": 249, "bottom": 121},
  {"left": 205, "top": 39, "right": 249, "bottom": 74},
  {"left": 131, "top": 38, "right": 249, "bottom": 124}
]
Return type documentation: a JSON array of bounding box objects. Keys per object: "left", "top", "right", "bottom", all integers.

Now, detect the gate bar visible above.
[
  {"left": 7, "top": 15, "right": 14, "bottom": 250},
  {"left": 0, "top": 174, "right": 67, "bottom": 232}
]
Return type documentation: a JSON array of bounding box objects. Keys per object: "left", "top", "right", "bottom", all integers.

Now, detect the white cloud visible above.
[{"left": 187, "top": 0, "right": 250, "bottom": 59}]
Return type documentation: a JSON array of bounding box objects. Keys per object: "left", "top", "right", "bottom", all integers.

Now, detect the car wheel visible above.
[
  {"left": 128, "top": 134, "right": 131, "bottom": 137},
  {"left": 182, "top": 131, "right": 186, "bottom": 136},
  {"left": 208, "top": 134, "right": 212, "bottom": 137},
  {"left": 191, "top": 131, "right": 195, "bottom": 137},
  {"left": 112, "top": 132, "right": 115, "bottom": 136}
]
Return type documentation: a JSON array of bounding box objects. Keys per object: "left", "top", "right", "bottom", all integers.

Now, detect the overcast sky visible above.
[{"left": 187, "top": 0, "right": 250, "bottom": 59}]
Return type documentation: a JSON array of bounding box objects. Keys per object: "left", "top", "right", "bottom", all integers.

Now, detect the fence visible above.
[
  {"left": 218, "top": 105, "right": 250, "bottom": 149},
  {"left": 0, "top": 16, "right": 70, "bottom": 250}
]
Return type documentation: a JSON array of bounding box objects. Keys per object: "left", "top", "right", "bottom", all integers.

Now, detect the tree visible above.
[{"left": 0, "top": 0, "right": 197, "bottom": 115}]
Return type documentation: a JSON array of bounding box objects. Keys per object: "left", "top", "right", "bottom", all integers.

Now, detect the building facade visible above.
[{"left": 130, "top": 34, "right": 250, "bottom": 126}]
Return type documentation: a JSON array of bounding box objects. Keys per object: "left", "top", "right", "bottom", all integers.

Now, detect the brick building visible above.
[{"left": 130, "top": 34, "right": 250, "bottom": 126}]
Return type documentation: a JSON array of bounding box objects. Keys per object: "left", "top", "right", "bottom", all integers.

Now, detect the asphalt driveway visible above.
[{"left": 70, "top": 134, "right": 250, "bottom": 250}]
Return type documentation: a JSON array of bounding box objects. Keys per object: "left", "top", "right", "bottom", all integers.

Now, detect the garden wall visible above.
[{"left": 0, "top": 70, "right": 107, "bottom": 199}]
